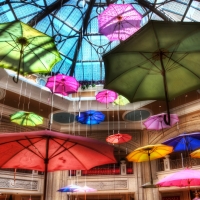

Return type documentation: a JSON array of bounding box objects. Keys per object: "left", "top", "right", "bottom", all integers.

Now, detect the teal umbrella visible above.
[{"left": 103, "top": 20, "right": 200, "bottom": 125}]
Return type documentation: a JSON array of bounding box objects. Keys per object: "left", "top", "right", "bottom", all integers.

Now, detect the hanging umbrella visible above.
[
  {"left": 106, "top": 133, "right": 132, "bottom": 144},
  {"left": 10, "top": 111, "right": 43, "bottom": 126},
  {"left": 58, "top": 184, "right": 82, "bottom": 192},
  {"left": 163, "top": 132, "right": 200, "bottom": 152},
  {"left": 143, "top": 113, "right": 179, "bottom": 130},
  {"left": 45, "top": 74, "right": 79, "bottom": 96},
  {"left": 74, "top": 186, "right": 97, "bottom": 200},
  {"left": 156, "top": 168, "right": 200, "bottom": 200},
  {"left": 103, "top": 20, "right": 200, "bottom": 125},
  {"left": 98, "top": 4, "right": 142, "bottom": 41},
  {"left": 0, "top": 21, "right": 61, "bottom": 83},
  {"left": 96, "top": 90, "right": 118, "bottom": 105},
  {"left": 0, "top": 130, "right": 116, "bottom": 200},
  {"left": 126, "top": 144, "right": 173, "bottom": 186},
  {"left": 76, "top": 110, "right": 105, "bottom": 125},
  {"left": 113, "top": 95, "right": 130, "bottom": 106},
  {"left": 190, "top": 149, "right": 200, "bottom": 159}
]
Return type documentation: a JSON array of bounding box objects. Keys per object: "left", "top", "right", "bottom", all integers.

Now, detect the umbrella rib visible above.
[{"left": 0, "top": 138, "right": 45, "bottom": 168}]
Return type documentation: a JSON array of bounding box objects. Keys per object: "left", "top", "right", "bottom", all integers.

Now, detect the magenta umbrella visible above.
[
  {"left": 98, "top": 4, "right": 142, "bottom": 41},
  {"left": 45, "top": 74, "right": 79, "bottom": 96},
  {"left": 0, "top": 130, "right": 116, "bottom": 200},
  {"left": 157, "top": 168, "right": 200, "bottom": 200},
  {"left": 143, "top": 113, "right": 179, "bottom": 130},
  {"left": 157, "top": 168, "right": 200, "bottom": 187},
  {"left": 96, "top": 90, "right": 118, "bottom": 106}
]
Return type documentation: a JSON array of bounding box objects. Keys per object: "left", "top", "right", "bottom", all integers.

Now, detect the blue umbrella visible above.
[
  {"left": 58, "top": 184, "right": 81, "bottom": 193},
  {"left": 162, "top": 132, "right": 200, "bottom": 152},
  {"left": 76, "top": 110, "right": 105, "bottom": 125}
]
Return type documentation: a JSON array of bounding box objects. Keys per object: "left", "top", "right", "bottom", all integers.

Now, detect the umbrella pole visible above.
[
  {"left": 148, "top": 152, "right": 153, "bottom": 185},
  {"left": 43, "top": 136, "right": 49, "bottom": 200},
  {"left": 13, "top": 45, "right": 24, "bottom": 84},
  {"left": 159, "top": 51, "right": 171, "bottom": 125}
]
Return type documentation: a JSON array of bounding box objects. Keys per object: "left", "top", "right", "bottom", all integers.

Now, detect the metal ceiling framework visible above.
[{"left": 0, "top": 0, "right": 199, "bottom": 81}]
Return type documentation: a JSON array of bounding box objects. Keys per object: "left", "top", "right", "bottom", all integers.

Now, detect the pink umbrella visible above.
[
  {"left": 156, "top": 168, "right": 200, "bottom": 200},
  {"left": 98, "top": 4, "right": 142, "bottom": 41},
  {"left": 157, "top": 168, "right": 200, "bottom": 187},
  {"left": 106, "top": 133, "right": 132, "bottom": 144},
  {"left": 143, "top": 113, "right": 179, "bottom": 130},
  {"left": 96, "top": 90, "right": 118, "bottom": 105},
  {"left": 45, "top": 74, "right": 79, "bottom": 96}
]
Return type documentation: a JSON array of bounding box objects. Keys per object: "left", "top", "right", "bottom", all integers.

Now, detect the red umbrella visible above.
[
  {"left": 0, "top": 130, "right": 116, "bottom": 200},
  {"left": 96, "top": 90, "right": 118, "bottom": 104},
  {"left": 143, "top": 113, "right": 179, "bottom": 130},
  {"left": 45, "top": 74, "right": 79, "bottom": 96},
  {"left": 106, "top": 133, "right": 132, "bottom": 144},
  {"left": 98, "top": 4, "right": 142, "bottom": 41}
]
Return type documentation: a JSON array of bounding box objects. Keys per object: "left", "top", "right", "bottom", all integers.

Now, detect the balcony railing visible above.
[{"left": 157, "top": 157, "right": 200, "bottom": 171}]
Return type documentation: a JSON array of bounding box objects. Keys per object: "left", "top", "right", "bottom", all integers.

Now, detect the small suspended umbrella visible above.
[
  {"left": 45, "top": 74, "right": 79, "bottom": 96},
  {"left": 76, "top": 110, "right": 105, "bottom": 125},
  {"left": 96, "top": 90, "right": 118, "bottom": 108},
  {"left": 143, "top": 113, "right": 179, "bottom": 130},
  {"left": 113, "top": 95, "right": 130, "bottom": 106},
  {"left": 74, "top": 186, "right": 97, "bottom": 200},
  {"left": 163, "top": 132, "right": 200, "bottom": 152},
  {"left": 190, "top": 149, "right": 200, "bottom": 159},
  {"left": 10, "top": 111, "right": 43, "bottom": 126},
  {"left": 58, "top": 184, "right": 82, "bottom": 193},
  {"left": 0, "top": 21, "right": 61, "bottom": 83},
  {"left": 126, "top": 144, "right": 173, "bottom": 187},
  {"left": 106, "top": 133, "right": 132, "bottom": 144},
  {"left": 98, "top": 4, "right": 142, "bottom": 41}
]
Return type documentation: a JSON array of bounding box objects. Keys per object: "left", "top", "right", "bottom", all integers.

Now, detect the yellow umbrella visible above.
[
  {"left": 113, "top": 95, "right": 129, "bottom": 106},
  {"left": 190, "top": 149, "right": 200, "bottom": 158},
  {"left": 126, "top": 144, "right": 173, "bottom": 186}
]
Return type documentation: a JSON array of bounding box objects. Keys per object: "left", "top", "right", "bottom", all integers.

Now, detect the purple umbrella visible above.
[
  {"left": 58, "top": 184, "right": 81, "bottom": 193},
  {"left": 143, "top": 113, "right": 179, "bottom": 130},
  {"left": 45, "top": 74, "right": 79, "bottom": 96},
  {"left": 98, "top": 4, "right": 142, "bottom": 41}
]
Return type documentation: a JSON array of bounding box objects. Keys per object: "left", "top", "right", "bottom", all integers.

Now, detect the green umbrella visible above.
[
  {"left": 0, "top": 21, "right": 61, "bottom": 83},
  {"left": 103, "top": 21, "right": 200, "bottom": 125},
  {"left": 10, "top": 111, "right": 43, "bottom": 126},
  {"left": 113, "top": 95, "right": 130, "bottom": 106}
]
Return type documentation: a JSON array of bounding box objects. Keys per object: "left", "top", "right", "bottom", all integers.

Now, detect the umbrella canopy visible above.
[
  {"left": 143, "top": 113, "right": 179, "bottom": 130},
  {"left": 0, "top": 21, "right": 61, "bottom": 83},
  {"left": 163, "top": 132, "right": 200, "bottom": 152},
  {"left": 156, "top": 168, "right": 200, "bottom": 187},
  {"left": 106, "top": 133, "right": 132, "bottom": 144},
  {"left": 127, "top": 144, "right": 173, "bottom": 185},
  {"left": 96, "top": 90, "right": 118, "bottom": 104},
  {"left": 113, "top": 95, "right": 130, "bottom": 106},
  {"left": 103, "top": 20, "right": 200, "bottom": 125},
  {"left": 98, "top": 4, "right": 142, "bottom": 41},
  {"left": 10, "top": 111, "right": 43, "bottom": 126},
  {"left": 74, "top": 186, "right": 97, "bottom": 200},
  {"left": 45, "top": 74, "right": 79, "bottom": 96},
  {"left": 0, "top": 130, "right": 116, "bottom": 200},
  {"left": 190, "top": 149, "right": 200, "bottom": 159},
  {"left": 58, "top": 184, "right": 82, "bottom": 193},
  {"left": 76, "top": 110, "right": 105, "bottom": 125}
]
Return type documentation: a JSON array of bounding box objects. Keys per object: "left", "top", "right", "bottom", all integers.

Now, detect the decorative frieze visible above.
[
  {"left": 75, "top": 180, "right": 128, "bottom": 190},
  {"left": 0, "top": 178, "right": 38, "bottom": 190}
]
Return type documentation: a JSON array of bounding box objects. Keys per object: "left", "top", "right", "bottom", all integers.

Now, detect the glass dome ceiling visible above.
[{"left": 0, "top": 0, "right": 200, "bottom": 84}]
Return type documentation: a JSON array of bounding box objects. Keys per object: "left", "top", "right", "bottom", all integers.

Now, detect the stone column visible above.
[
  {"left": 120, "top": 160, "right": 127, "bottom": 175},
  {"left": 163, "top": 155, "right": 170, "bottom": 171},
  {"left": 45, "top": 170, "right": 69, "bottom": 200}
]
